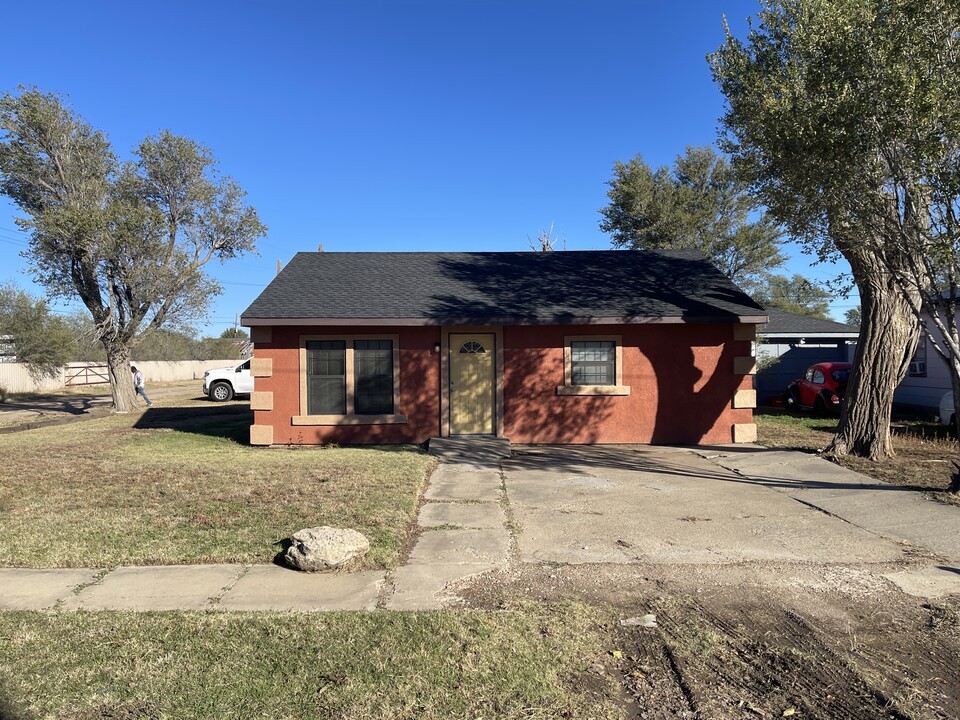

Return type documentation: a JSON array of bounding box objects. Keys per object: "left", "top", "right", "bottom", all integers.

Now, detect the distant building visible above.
[
  {"left": 0, "top": 335, "right": 16, "bottom": 362},
  {"left": 754, "top": 309, "right": 859, "bottom": 405}
]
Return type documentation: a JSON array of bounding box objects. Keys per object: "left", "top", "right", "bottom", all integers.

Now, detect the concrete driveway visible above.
[
  {"left": 502, "top": 445, "right": 922, "bottom": 566},
  {"left": 5, "top": 442, "right": 958, "bottom": 612}
]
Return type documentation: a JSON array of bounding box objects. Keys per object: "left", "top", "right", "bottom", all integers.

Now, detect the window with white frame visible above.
[
  {"left": 571, "top": 340, "right": 616, "bottom": 385},
  {"left": 909, "top": 337, "right": 927, "bottom": 377}
]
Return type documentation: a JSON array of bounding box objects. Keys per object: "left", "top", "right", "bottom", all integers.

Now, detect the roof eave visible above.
[
  {"left": 762, "top": 331, "right": 859, "bottom": 339},
  {"left": 241, "top": 314, "right": 770, "bottom": 327}
]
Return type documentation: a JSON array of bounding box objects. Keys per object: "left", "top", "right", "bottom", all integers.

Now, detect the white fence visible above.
[{"left": 0, "top": 359, "right": 238, "bottom": 394}]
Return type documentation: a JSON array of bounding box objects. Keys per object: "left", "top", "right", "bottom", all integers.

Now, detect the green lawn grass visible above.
[
  {"left": 0, "top": 606, "right": 623, "bottom": 720},
  {"left": 0, "top": 393, "right": 435, "bottom": 568}
]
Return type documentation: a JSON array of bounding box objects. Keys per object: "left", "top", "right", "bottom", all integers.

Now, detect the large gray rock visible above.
[{"left": 284, "top": 526, "right": 370, "bottom": 572}]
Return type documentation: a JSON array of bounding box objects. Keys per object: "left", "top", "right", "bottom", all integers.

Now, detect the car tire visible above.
[
  {"left": 783, "top": 390, "right": 797, "bottom": 413},
  {"left": 209, "top": 382, "right": 234, "bottom": 402},
  {"left": 814, "top": 396, "right": 827, "bottom": 417}
]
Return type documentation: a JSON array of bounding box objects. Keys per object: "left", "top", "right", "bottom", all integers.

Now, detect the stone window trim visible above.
[
  {"left": 556, "top": 334, "right": 631, "bottom": 396},
  {"left": 294, "top": 334, "right": 407, "bottom": 425}
]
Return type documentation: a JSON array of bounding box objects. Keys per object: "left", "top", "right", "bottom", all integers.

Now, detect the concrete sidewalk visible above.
[{"left": 3, "top": 445, "right": 959, "bottom": 611}]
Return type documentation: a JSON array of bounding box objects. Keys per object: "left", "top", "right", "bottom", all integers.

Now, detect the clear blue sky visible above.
[{"left": 0, "top": 0, "right": 856, "bottom": 334}]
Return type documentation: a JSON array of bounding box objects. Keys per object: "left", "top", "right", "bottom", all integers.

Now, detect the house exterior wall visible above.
[
  {"left": 251, "top": 325, "right": 442, "bottom": 446},
  {"left": 248, "top": 322, "right": 756, "bottom": 446},
  {"left": 501, "top": 324, "right": 753, "bottom": 444},
  {"left": 895, "top": 323, "right": 952, "bottom": 413}
]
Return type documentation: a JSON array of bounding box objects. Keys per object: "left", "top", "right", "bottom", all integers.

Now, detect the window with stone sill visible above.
[
  {"left": 295, "top": 335, "right": 407, "bottom": 425},
  {"left": 557, "top": 335, "right": 631, "bottom": 396}
]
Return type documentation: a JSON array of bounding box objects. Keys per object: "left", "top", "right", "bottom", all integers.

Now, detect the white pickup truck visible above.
[{"left": 203, "top": 359, "right": 254, "bottom": 402}]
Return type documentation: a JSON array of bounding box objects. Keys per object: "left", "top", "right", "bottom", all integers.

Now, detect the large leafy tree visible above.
[
  {"left": 599, "top": 145, "right": 785, "bottom": 287},
  {"left": 754, "top": 274, "right": 832, "bottom": 319},
  {"left": 710, "top": 0, "right": 959, "bottom": 459},
  {"left": 0, "top": 281, "right": 76, "bottom": 378},
  {"left": 0, "top": 88, "right": 266, "bottom": 411}
]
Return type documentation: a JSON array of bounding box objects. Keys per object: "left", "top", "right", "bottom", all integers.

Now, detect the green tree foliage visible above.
[
  {"left": 844, "top": 307, "right": 861, "bottom": 328},
  {"left": 0, "top": 282, "right": 76, "bottom": 377},
  {"left": 132, "top": 330, "right": 203, "bottom": 362},
  {"left": 130, "top": 329, "right": 246, "bottom": 361},
  {"left": 753, "top": 274, "right": 832, "bottom": 319},
  {"left": 710, "top": 0, "right": 959, "bottom": 458},
  {"left": 197, "top": 332, "right": 247, "bottom": 360},
  {"left": 599, "top": 145, "right": 785, "bottom": 286},
  {"left": 0, "top": 88, "right": 266, "bottom": 411}
]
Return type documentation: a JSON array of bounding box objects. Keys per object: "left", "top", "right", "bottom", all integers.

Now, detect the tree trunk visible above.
[
  {"left": 104, "top": 341, "right": 137, "bottom": 413},
  {"left": 826, "top": 249, "right": 920, "bottom": 459}
]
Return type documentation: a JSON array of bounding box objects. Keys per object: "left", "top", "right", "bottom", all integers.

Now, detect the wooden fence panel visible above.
[{"left": 65, "top": 364, "right": 109, "bottom": 386}]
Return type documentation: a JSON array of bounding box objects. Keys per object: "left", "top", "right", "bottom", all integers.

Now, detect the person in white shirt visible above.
[{"left": 131, "top": 365, "right": 153, "bottom": 407}]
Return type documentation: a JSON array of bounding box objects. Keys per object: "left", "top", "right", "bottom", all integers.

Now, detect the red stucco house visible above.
[{"left": 239, "top": 250, "right": 766, "bottom": 447}]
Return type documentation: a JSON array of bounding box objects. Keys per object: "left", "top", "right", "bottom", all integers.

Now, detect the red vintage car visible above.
[{"left": 783, "top": 361, "right": 851, "bottom": 415}]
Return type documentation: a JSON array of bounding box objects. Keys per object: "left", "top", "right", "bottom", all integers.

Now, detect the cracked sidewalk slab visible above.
[
  {"left": 219, "top": 565, "right": 384, "bottom": 611},
  {"left": 406, "top": 529, "right": 511, "bottom": 566},
  {"left": 698, "top": 448, "right": 960, "bottom": 560},
  {"left": 0, "top": 568, "right": 101, "bottom": 610},
  {"left": 885, "top": 565, "right": 960, "bottom": 598},
  {"left": 417, "top": 502, "right": 506, "bottom": 529},
  {"left": 60, "top": 565, "right": 246, "bottom": 611},
  {"left": 424, "top": 466, "right": 502, "bottom": 502},
  {"left": 387, "top": 564, "right": 500, "bottom": 610}
]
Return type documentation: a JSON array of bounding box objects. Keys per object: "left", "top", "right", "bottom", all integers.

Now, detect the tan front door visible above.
[{"left": 449, "top": 333, "right": 495, "bottom": 435}]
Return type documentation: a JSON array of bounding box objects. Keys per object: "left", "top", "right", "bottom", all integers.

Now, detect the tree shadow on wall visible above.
[
  {"left": 503, "top": 347, "right": 613, "bottom": 444},
  {"left": 648, "top": 335, "right": 741, "bottom": 445}
]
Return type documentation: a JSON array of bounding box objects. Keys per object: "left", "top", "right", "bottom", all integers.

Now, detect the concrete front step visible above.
[{"left": 427, "top": 436, "right": 511, "bottom": 463}]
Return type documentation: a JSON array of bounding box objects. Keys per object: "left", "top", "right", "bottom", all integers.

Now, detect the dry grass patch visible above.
[
  {"left": 0, "top": 395, "right": 435, "bottom": 568},
  {"left": 756, "top": 409, "right": 960, "bottom": 505},
  {"left": 0, "top": 606, "right": 623, "bottom": 720}
]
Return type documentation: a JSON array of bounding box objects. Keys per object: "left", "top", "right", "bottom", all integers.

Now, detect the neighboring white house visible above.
[
  {"left": 894, "top": 312, "right": 955, "bottom": 415},
  {"left": 754, "top": 308, "right": 859, "bottom": 406}
]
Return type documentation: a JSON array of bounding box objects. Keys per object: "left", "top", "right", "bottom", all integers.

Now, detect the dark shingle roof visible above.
[
  {"left": 761, "top": 308, "right": 859, "bottom": 336},
  {"left": 241, "top": 250, "right": 766, "bottom": 325}
]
